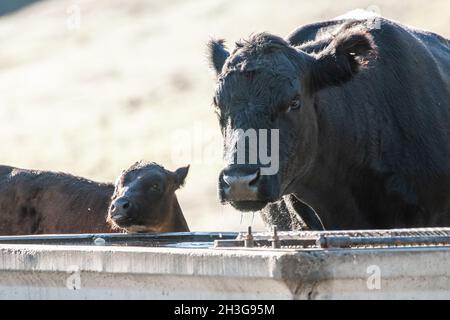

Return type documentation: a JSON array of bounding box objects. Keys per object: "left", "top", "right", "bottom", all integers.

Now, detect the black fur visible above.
[
  {"left": 305, "top": 30, "right": 376, "bottom": 94},
  {"left": 207, "top": 39, "right": 230, "bottom": 75},
  {"left": 208, "top": 14, "right": 450, "bottom": 230}
]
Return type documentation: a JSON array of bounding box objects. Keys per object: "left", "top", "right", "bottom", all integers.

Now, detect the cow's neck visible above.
[{"left": 164, "top": 196, "right": 189, "bottom": 232}]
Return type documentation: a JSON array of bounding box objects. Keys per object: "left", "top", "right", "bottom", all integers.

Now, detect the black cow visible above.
[{"left": 207, "top": 13, "right": 450, "bottom": 230}]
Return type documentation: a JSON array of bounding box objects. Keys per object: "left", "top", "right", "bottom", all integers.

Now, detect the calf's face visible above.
[
  {"left": 107, "top": 162, "right": 189, "bottom": 233},
  {"left": 208, "top": 31, "right": 375, "bottom": 212}
]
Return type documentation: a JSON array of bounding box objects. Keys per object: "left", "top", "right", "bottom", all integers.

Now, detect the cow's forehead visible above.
[
  {"left": 226, "top": 49, "right": 287, "bottom": 72},
  {"left": 216, "top": 63, "right": 299, "bottom": 105},
  {"left": 122, "top": 165, "right": 168, "bottom": 183},
  {"left": 226, "top": 49, "right": 267, "bottom": 70}
]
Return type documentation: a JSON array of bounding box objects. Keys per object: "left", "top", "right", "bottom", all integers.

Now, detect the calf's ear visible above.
[
  {"left": 304, "top": 30, "right": 376, "bottom": 95},
  {"left": 207, "top": 39, "right": 230, "bottom": 75},
  {"left": 175, "top": 165, "right": 190, "bottom": 188}
]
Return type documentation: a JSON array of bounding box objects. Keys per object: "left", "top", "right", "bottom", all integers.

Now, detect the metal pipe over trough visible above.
[{"left": 1, "top": 228, "right": 450, "bottom": 299}]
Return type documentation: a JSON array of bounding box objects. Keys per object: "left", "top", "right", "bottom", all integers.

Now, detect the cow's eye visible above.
[
  {"left": 287, "top": 96, "right": 301, "bottom": 112},
  {"left": 151, "top": 184, "right": 159, "bottom": 191}
]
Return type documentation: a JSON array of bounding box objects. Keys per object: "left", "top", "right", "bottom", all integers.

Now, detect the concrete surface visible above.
[{"left": 1, "top": 244, "right": 450, "bottom": 299}]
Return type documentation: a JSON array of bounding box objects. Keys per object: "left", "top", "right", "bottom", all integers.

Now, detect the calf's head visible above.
[
  {"left": 107, "top": 162, "right": 189, "bottom": 232},
  {"left": 208, "top": 29, "right": 376, "bottom": 211}
]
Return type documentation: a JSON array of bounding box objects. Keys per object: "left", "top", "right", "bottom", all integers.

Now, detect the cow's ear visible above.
[
  {"left": 304, "top": 30, "right": 376, "bottom": 95},
  {"left": 175, "top": 165, "right": 190, "bottom": 188},
  {"left": 207, "top": 39, "right": 230, "bottom": 75}
]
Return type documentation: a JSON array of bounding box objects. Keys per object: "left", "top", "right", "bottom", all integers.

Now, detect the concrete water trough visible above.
[{"left": 0, "top": 228, "right": 450, "bottom": 299}]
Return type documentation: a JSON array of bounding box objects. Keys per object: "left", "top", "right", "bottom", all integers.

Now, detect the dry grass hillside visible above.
[{"left": 0, "top": 0, "right": 448, "bottom": 231}]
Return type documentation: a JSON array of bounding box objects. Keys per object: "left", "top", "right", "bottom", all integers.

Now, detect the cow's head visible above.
[
  {"left": 208, "top": 29, "right": 376, "bottom": 212},
  {"left": 107, "top": 162, "right": 189, "bottom": 232}
]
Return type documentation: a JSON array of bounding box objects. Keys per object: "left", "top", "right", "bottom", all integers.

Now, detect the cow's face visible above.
[
  {"left": 107, "top": 162, "right": 189, "bottom": 232},
  {"left": 208, "top": 31, "right": 375, "bottom": 212}
]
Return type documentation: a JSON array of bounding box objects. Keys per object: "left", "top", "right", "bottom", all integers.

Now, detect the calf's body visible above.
[
  {"left": 0, "top": 163, "right": 190, "bottom": 235},
  {"left": 0, "top": 165, "right": 114, "bottom": 235}
]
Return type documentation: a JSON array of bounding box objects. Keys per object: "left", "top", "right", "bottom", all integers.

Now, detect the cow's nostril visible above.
[
  {"left": 248, "top": 169, "right": 260, "bottom": 186},
  {"left": 112, "top": 198, "right": 132, "bottom": 213},
  {"left": 222, "top": 175, "right": 231, "bottom": 188}
]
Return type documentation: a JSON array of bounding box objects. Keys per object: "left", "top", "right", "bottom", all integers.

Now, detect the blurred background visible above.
[{"left": 0, "top": 0, "right": 448, "bottom": 232}]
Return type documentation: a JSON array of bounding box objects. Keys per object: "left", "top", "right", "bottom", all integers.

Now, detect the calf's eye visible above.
[{"left": 151, "top": 184, "right": 159, "bottom": 191}]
